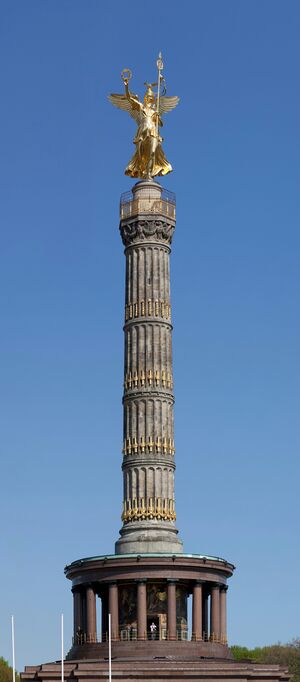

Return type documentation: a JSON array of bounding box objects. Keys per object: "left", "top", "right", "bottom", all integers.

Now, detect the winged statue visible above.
[{"left": 108, "top": 55, "right": 179, "bottom": 178}]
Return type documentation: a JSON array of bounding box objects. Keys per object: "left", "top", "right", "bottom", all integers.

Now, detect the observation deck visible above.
[{"left": 120, "top": 185, "right": 176, "bottom": 221}]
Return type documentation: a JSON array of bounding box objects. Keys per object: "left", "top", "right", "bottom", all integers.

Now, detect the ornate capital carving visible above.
[{"left": 120, "top": 218, "right": 175, "bottom": 246}]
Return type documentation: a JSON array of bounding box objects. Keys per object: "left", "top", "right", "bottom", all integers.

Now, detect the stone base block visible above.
[
  {"left": 22, "top": 657, "right": 290, "bottom": 682},
  {"left": 115, "top": 520, "right": 183, "bottom": 554},
  {"left": 66, "top": 640, "right": 232, "bottom": 661}
]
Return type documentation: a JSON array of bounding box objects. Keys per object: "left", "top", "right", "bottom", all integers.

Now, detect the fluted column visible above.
[
  {"left": 192, "top": 581, "right": 203, "bottom": 641},
  {"left": 86, "top": 586, "right": 97, "bottom": 642},
  {"left": 220, "top": 586, "right": 228, "bottom": 644},
  {"left": 116, "top": 179, "right": 183, "bottom": 554},
  {"left": 109, "top": 583, "right": 119, "bottom": 641},
  {"left": 210, "top": 584, "right": 220, "bottom": 641},
  {"left": 167, "top": 580, "right": 177, "bottom": 641},
  {"left": 137, "top": 580, "right": 147, "bottom": 640},
  {"left": 122, "top": 239, "right": 175, "bottom": 521}
]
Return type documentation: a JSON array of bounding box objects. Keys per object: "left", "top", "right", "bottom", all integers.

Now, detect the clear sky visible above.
[{"left": 0, "top": 0, "right": 299, "bottom": 671}]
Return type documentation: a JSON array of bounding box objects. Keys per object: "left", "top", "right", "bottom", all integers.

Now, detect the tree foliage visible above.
[
  {"left": 0, "top": 657, "right": 20, "bottom": 682},
  {"left": 231, "top": 640, "right": 300, "bottom": 682}
]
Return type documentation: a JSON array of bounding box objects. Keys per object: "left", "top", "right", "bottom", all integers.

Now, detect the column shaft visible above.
[
  {"left": 101, "top": 592, "right": 108, "bottom": 642},
  {"left": 210, "top": 585, "right": 220, "bottom": 641},
  {"left": 202, "top": 591, "right": 209, "bottom": 640},
  {"left": 137, "top": 581, "right": 147, "bottom": 640},
  {"left": 109, "top": 583, "right": 119, "bottom": 641},
  {"left": 220, "top": 587, "right": 228, "bottom": 644},
  {"left": 117, "top": 181, "right": 182, "bottom": 556},
  {"left": 86, "top": 586, "right": 97, "bottom": 642},
  {"left": 81, "top": 591, "right": 87, "bottom": 637},
  {"left": 192, "top": 582, "right": 203, "bottom": 641},
  {"left": 73, "top": 590, "right": 82, "bottom": 639},
  {"left": 167, "top": 581, "right": 177, "bottom": 641}
]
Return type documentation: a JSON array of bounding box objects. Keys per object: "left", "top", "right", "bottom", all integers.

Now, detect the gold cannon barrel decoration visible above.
[{"left": 122, "top": 497, "right": 176, "bottom": 523}]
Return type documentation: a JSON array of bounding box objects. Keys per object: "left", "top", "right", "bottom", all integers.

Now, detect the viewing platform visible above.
[{"left": 120, "top": 183, "right": 176, "bottom": 221}]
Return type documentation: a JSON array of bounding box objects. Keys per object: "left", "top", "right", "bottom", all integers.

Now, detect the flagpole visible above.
[
  {"left": 61, "top": 614, "right": 64, "bottom": 682},
  {"left": 108, "top": 613, "right": 112, "bottom": 682},
  {"left": 11, "top": 616, "right": 16, "bottom": 682}
]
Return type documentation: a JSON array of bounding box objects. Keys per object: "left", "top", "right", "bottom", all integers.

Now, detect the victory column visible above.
[
  {"left": 110, "top": 57, "right": 182, "bottom": 554},
  {"left": 67, "top": 53, "right": 234, "bottom": 653},
  {"left": 21, "top": 55, "right": 290, "bottom": 682}
]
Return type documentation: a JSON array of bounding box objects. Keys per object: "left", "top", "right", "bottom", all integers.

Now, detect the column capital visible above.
[
  {"left": 220, "top": 585, "right": 228, "bottom": 592},
  {"left": 194, "top": 580, "right": 204, "bottom": 586},
  {"left": 120, "top": 218, "right": 175, "bottom": 248},
  {"left": 135, "top": 578, "right": 148, "bottom": 584},
  {"left": 211, "top": 582, "right": 221, "bottom": 590},
  {"left": 167, "top": 578, "right": 178, "bottom": 584}
]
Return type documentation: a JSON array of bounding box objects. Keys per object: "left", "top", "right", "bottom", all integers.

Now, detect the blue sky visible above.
[{"left": 0, "top": 0, "right": 299, "bottom": 670}]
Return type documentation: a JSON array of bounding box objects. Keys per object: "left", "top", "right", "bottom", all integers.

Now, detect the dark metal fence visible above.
[{"left": 72, "top": 630, "right": 227, "bottom": 645}]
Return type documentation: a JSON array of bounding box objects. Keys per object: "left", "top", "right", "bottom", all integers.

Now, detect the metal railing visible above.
[
  {"left": 120, "top": 189, "right": 176, "bottom": 221},
  {"left": 72, "top": 630, "right": 227, "bottom": 645}
]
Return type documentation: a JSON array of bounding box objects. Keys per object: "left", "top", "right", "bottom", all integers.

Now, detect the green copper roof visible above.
[{"left": 65, "top": 552, "right": 231, "bottom": 572}]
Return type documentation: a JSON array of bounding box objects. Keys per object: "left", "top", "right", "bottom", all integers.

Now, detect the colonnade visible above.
[
  {"left": 72, "top": 581, "right": 228, "bottom": 644},
  {"left": 192, "top": 582, "right": 228, "bottom": 642}
]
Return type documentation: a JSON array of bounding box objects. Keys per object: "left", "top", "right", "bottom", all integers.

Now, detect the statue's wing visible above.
[
  {"left": 159, "top": 95, "right": 180, "bottom": 115},
  {"left": 108, "top": 93, "right": 140, "bottom": 123}
]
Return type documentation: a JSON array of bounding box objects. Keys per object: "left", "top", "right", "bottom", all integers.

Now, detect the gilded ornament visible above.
[
  {"left": 122, "top": 496, "right": 176, "bottom": 523},
  {"left": 108, "top": 53, "right": 179, "bottom": 179}
]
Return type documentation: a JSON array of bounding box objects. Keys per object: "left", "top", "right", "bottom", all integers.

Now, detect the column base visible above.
[{"left": 115, "top": 520, "right": 183, "bottom": 554}]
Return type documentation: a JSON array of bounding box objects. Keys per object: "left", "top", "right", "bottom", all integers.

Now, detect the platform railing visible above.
[
  {"left": 120, "top": 194, "right": 176, "bottom": 221},
  {"left": 72, "top": 630, "right": 227, "bottom": 645}
]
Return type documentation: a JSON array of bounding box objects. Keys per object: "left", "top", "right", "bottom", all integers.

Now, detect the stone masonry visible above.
[{"left": 116, "top": 178, "right": 183, "bottom": 554}]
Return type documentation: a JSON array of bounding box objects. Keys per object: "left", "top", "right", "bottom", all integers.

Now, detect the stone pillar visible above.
[
  {"left": 73, "top": 590, "right": 82, "bottom": 640},
  {"left": 86, "top": 586, "right": 97, "bottom": 642},
  {"left": 220, "top": 586, "right": 228, "bottom": 644},
  {"left": 81, "top": 590, "right": 87, "bottom": 638},
  {"left": 202, "top": 589, "right": 209, "bottom": 640},
  {"left": 101, "top": 591, "right": 108, "bottom": 642},
  {"left": 109, "top": 583, "right": 119, "bottom": 641},
  {"left": 167, "top": 580, "right": 177, "bottom": 641},
  {"left": 116, "top": 180, "right": 183, "bottom": 556},
  {"left": 192, "top": 581, "right": 203, "bottom": 641},
  {"left": 137, "top": 580, "right": 147, "bottom": 640},
  {"left": 210, "top": 584, "right": 220, "bottom": 641}
]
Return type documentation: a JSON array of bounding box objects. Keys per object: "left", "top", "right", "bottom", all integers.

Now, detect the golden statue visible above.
[{"left": 108, "top": 54, "right": 179, "bottom": 178}]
